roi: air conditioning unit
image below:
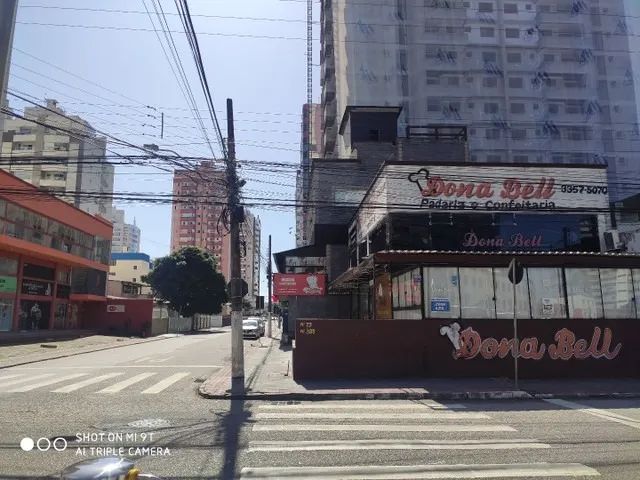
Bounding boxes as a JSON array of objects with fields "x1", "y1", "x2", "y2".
[{"x1": 603, "y1": 230, "x2": 623, "y2": 251}]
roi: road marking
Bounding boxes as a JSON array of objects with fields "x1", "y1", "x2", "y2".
[
  {"x1": 134, "y1": 356, "x2": 152, "y2": 363},
  {"x1": 98, "y1": 373, "x2": 157, "y2": 393},
  {"x1": 8, "y1": 373, "x2": 88, "y2": 392},
  {"x1": 149, "y1": 356, "x2": 173, "y2": 363},
  {"x1": 544, "y1": 398, "x2": 640, "y2": 430},
  {"x1": 0, "y1": 374, "x2": 24, "y2": 382},
  {"x1": 252, "y1": 424, "x2": 516, "y2": 433},
  {"x1": 240, "y1": 462, "x2": 600, "y2": 479},
  {"x1": 51, "y1": 373, "x2": 124, "y2": 393},
  {"x1": 10, "y1": 365, "x2": 221, "y2": 369},
  {"x1": 248, "y1": 438, "x2": 550, "y2": 452},
  {"x1": 0, "y1": 373, "x2": 54, "y2": 388},
  {"x1": 141, "y1": 372, "x2": 190, "y2": 394},
  {"x1": 258, "y1": 402, "x2": 467, "y2": 410},
  {"x1": 255, "y1": 412, "x2": 489, "y2": 420}
]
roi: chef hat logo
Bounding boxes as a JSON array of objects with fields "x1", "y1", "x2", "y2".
[{"x1": 408, "y1": 168, "x2": 430, "y2": 192}]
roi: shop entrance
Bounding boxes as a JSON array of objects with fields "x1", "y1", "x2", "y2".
[{"x1": 19, "y1": 300, "x2": 51, "y2": 330}]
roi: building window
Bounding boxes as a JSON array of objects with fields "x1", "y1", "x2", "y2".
[
  {"x1": 426, "y1": 71, "x2": 440, "y2": 85},
  {"x1": 133, "y1": 265, "x2": 138, "y2": 270},
  {"x1": 505, "y1": 28, "x2": 520, "y2": 39},
  {"x1": 459, "y1": 268, "x2": 495, "y2": 318},
  {"x1": 527, "y1": 268, "x2": 566, "y2": 318},
  {"x1": 423, "y1": 267, "x2": 460, "y2": 319},
  {"x1": 507, "y1": 52, "x2": 521, "y2": 63},
  {"x1": 504, "y1": 3, "x2": 518, "y2": 13},
  {"x1": 510, "y1": 103, "x2": 525, "y2": 114},
  {"x1": 478, "y1": 2, "x2": 494, "y2": 13},
  {"x1": 483, "y1": 77, "x2": 498, "y2": 88},
  {"x1": 544, "y1": 54, "x2": 554, "y2": 63},
  {"x1": 132, "y1": 278, "x2": 137, "y2": 283},
  {"x1": 480, "y1": 27, "x2": 495, "y2": 38},
  {"x1": 508, "y1": 77, "x2": 523, "y2": 88},
  {"x1": 511, "y1": 129, "x2": 527, "y2": 140},
  {"x1": 600, "y1": 269, "x2": 636, "y2": 319},
  {"x1": 494, "y1": 268, "x2": 531, "y2": 318},
  {"x1": 485, "y1": 129, "x2": 500, "y2": 140},
  {"x1": 427, "y1": 99, "x2": 441, "y2": 112},
  {"x1": 482, "y1": 52, "x2": 497, "y2": 63},
  {"x1": 565, "y1": 268, "x2": 603, "y2": 319},
  {"x1": 484, "y1": 102, "x2": 499, "y2": 114}
]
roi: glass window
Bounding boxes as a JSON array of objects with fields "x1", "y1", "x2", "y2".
[
  {"x1": 505, "y1": 28, "x2": 520, "y2": 38},
  {"x1": 480, "y1": 27, "x2": 495, "y2": 37},
  {"x1": 392, "y1": 276, "x2": 399, "y2": 307},
  {"x1": 600, "y1": 269, "x2": 635, "y2": 319},
  {"x1": 565, "y1": 269, "x2": 603, "y2": 319},
  {"x1": 397, "y1": 273, "x2": 406, "y2": 308},
  {"x1": 528, "y1": 268, "x2": 566, "y2": 318},
  {"x1": 0, "y1": 299, "x2": 14, "y2": 331},
  {"x1": 0, "y1": 257, "x2": 18, "y2": 275},
  {"x1": 459, "y1": 268, "x2": 495, "y2": 318},
  {"x1": 410, "y1": 268, "x2": 422, "y2": 307},
  {"x1": 478, "y1": 2, "x2": 493, "y2": 13},
  {"x1": 494, "y1": 268, "x2": 531, "y2": 319},
  {"x1": 6, "y1": 203, "x2": 24, "y2": 223},
  {"x1": 424, "y1": 267, "x2": 460, "y2": 318}
]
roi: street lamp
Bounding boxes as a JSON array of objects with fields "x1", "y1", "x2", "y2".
[{"x1": 143, "y1": 143, "x2": 181, "y2": 158}]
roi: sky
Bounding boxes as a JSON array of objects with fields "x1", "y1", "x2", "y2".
[{"x1": 8, "y1": 0, "x2": 319, "y2": 296}]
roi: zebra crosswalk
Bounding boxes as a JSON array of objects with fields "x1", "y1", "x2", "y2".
[
  {"x1": 241, "y1": 400, "x2": 601, "y2": 479},
  {"x1": 0, "y1": 370, "x2": 194, "y2": 395}
]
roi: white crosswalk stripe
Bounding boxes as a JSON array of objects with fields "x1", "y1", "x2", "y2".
[
  {"x1": 97, "y1": 373, "x2": 157, "y2": 393},
  {"x1": 51, "y1": 373, "x2": 124, "y2": 393},
  {"x1": 141, "y1": 372, "x2": 190, "y2": 394},
  {"x1": 0, "y1": 373, "x2": 54, "y2": 388},
  {"x1": 8, "y1": 373, "x2": 88, "y2": 392},
  {"x1": 243, "y1": 400, "x2": 601, "y2": 479},
  {"x1": 240, "y1": 463, "x2": 600, "y2": 479},
  {"x1": 255, "y1": 411, "x2": 489, "y2": 420},
  {"x1": 0, "y1": 371, "x2": 193, "y2": 394}
]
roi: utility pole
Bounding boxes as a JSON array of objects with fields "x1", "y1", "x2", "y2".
[
  {"x1": 267, "y1": 234, "x2": 272, "y2": 337},
  {"x1": 226, "y1": 98, "x2": 244, "y2": 389}
]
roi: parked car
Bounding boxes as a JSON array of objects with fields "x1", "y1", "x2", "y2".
[{"x1": 242, "y1": 318, "x2": 263, "y2": 339}]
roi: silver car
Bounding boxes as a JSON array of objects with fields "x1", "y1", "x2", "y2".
[{"x1": 242, "y1": 319, "x2": 262, "y2": 339}]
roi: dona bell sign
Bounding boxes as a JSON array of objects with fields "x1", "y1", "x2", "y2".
[{"x1": 355, "y1": 163, "x2": 609, "y2": 242}]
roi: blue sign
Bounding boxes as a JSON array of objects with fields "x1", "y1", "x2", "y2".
[{"x1": 431, "y1": 299, "x2": 450, "y2": 312}]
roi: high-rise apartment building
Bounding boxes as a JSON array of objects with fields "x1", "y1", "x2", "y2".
[
  {"x1": 171, "y1": 162, "x2": 261, "y2": 299},
  {"x1": 108, "y1": 208, "x2": 140, "y2": 253},
  {"x1": 320, "y1": 0, "x2": 640, "y2": 205},
  {"x1": 0, "y1": 0, "x2": 18, "y2": 134},
  {"x1": 241, "y1": 211, "x2": 261, "y2": 304},
  {"x1": 296, "y1": 103, "x2": 323, "y2": 247},
  {"x1": 0, "y1": 99, "x2": 114, "y2": 216},
  {"x1": 171, "y1": 161, "x2": 226, "y2": 258}
]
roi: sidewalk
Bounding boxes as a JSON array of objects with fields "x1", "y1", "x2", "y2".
[
  {"x1": 198, "y1": 331, "x2": 640, "y2": 401},
  {"x1": 0, "y1": 333, "x2": 168, "y2": 369}
]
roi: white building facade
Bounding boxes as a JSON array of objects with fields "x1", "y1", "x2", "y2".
[
  {"x1": 321, "y1": 0, "x2": 640, "y2": 206},
  {"x1": 108, "y1": 208, "x2": 141, "y2": 254},
  {"x1": 0, "y1": 99, "x2": 114, "y2": 217}
]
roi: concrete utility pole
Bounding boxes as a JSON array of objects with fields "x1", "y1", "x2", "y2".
[
  {"x1": 0, "y1": 0, "x2": 19, "y2": 133},
  {"x1": 267, "y1": 234, "x2": 272, "y2": 337},
  {"x1": 226, "y1": 98, "x2": 244, "y2": 389}
]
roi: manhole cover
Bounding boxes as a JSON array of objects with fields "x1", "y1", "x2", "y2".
[{"x1": 127, "y1": 418, "x2": 171, "y2": 429}]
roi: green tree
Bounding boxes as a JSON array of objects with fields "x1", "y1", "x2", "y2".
[{"x1": 143, "y1": 247, "x2": 228, "y2": 317}]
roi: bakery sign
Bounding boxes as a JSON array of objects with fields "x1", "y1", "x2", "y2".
[
  {"x1": 406, "y1": 166, "x2": 608, "y2": 212},
  {"x1": 440, "y1": 322, "x2": 622, "y2": 361}
]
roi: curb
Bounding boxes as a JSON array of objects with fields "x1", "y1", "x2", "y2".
[
  {"x1": 0, "y1": 336, "x2": 169, "y2": 369},
  {"x1": 197, "y1": 390, "x2": 534, "y2": 401},
  {"x1": 198, "y1": 388, "x2": 640, "y2": 402}
]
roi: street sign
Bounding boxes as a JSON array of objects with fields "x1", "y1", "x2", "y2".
[{"x1": 507, "y1": 259, "x2": 524, "y2": 285}]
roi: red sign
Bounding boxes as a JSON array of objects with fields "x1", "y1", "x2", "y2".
[
  {"x1": 440, "y1": 323, "x2": 621, "y2": 361},
  {"x1": 273, "y1": 273, "x2": 326, "y2": 296}
]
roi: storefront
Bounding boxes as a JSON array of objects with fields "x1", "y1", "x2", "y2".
[
  {"x1": 291, "y1": 162, "x2": 640, "y2": 380},
  {"x1": 0, "y1": 171, "x2": 112, "y2": 331}
]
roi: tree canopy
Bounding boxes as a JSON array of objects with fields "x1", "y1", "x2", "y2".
[{"x1": 143, "y1": 247, "x2": 228, "y2": 317}]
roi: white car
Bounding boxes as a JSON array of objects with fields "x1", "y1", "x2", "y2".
[{"x1": 242, "y1": 318, "x2": 263, "y2": 339}]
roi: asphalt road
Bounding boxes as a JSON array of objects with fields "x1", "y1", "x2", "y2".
[{"x1": 0, "y1": 333, "x2": 638, "y2": 479}]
